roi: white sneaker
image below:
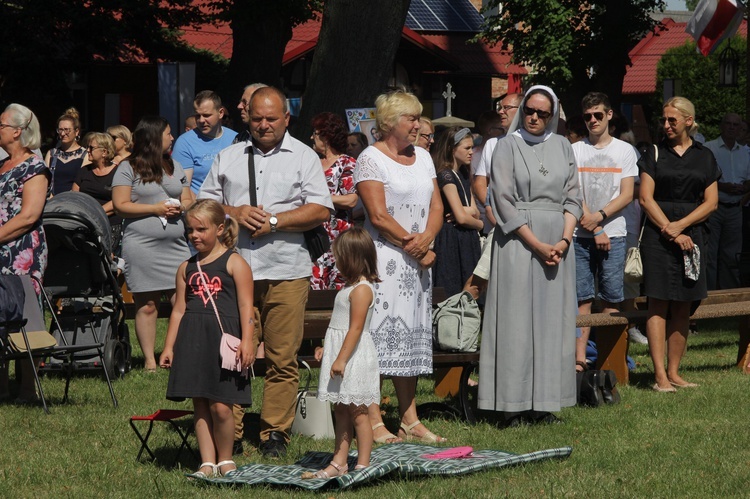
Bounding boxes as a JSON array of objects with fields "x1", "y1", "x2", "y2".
[{"x1": 628, "y1": 326, "x2": 648, "y2": 345}]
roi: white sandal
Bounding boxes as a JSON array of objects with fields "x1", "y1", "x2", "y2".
[
  {"x1": 301, "y1": 460, "x2": 347, "y2": 480},
  {"x1": 216, "y1": 460, "x2": 237, "y2": 476},
  {"x1": 192, "y1": 462, "x2": 216, "y2": 478}
]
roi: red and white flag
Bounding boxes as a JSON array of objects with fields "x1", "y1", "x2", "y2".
[{"x1": 686, "y1": 0, "x2": 745, "y2": 56}]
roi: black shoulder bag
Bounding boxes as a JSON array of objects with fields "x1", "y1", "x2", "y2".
[{"x1": 247, "y1": 144, "x2": 329, "y2": 261}]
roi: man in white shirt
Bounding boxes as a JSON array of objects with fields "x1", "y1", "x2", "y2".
[
  {"x1": 704, "y1": 113, "x2": 750, "y2": 289},
  {"x1": 465, "y1": 93, "x2": 522, "y2": 297},
  {"x1": 199, "y1": 86, "x2": 333, "y2": 458},
  {"x1": 572, "y1": 92, "x2": 637, "y2": 371}
]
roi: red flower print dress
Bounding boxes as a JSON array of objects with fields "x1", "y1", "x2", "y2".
[
  {"x1": 0, "y1": 156, "x2": 50, "y2": 294},
  {"x1": 310, "y1": 155, "x2": 356, "y2": 290}
]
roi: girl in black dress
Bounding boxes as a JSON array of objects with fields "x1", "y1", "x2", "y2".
[
  {"x1": 639, "y1": 96, "x2": 719, "y2": 392},
  {"x1": 431, "y1": 126, "x2": 483, "y2": 297},
  {"x1": 159, "y1": 199, "x2": 255, "y2": 477}
]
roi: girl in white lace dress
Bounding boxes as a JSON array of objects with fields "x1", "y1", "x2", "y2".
[{"x1": 303, "y1": 228, "x2": 380, "y2": 479}]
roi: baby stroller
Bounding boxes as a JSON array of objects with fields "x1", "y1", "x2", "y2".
[{"x1": 39, "y1": 191, "x2": 131, "y2": 379}]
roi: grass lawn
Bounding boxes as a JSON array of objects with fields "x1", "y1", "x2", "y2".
[{"x1": 0, "y1": 318, "x2": 747, "y2": 498}]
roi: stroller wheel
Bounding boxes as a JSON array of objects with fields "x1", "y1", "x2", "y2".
[{"x1": 104, "y1": 340, "x2": 127, "y2": 380}]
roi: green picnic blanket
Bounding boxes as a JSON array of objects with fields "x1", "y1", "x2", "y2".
[{"x1": 195, "y1": 443, "x2": 572, "y2": 490}]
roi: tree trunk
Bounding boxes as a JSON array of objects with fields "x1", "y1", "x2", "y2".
[
  {"x1": 292, "y1": 0, "x2": 411, "y2": 140},
  {"x1": 223, "y1": 1, "x2": 294, "y2": 117}
]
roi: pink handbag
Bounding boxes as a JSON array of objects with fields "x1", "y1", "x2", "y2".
[{"x1": 197, "y1": 260, "x2": 251, "y2": 379}]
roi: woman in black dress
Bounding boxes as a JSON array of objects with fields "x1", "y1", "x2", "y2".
[
  {"x1": 73, "y1": 132, "x2": 122, "y2": 254},
  {"x1": 45, "y1": 108, "x2": 86, "y2": 195},
  {"x1": 431, "y1": 126, "x2": 483, "y2": 297},
  {"x1": 639, "y1": 96, "x2": 719, "y2": 392}
]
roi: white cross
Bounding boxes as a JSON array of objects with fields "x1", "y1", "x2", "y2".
[{"x1": 442, "y1": 83, "x2": 456, "y2": 117}]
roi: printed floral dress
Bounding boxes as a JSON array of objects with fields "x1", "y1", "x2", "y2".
[
  {"x1": 310, "y1": 155, "x2": 356, "y2": 290},
  {"x1": 0, "y1": 156, "x2": 51, "y2": 293}
]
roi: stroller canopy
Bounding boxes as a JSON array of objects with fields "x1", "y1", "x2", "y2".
[{"x1": 43, "y1": 191, "x2": 112, "y2": 254}]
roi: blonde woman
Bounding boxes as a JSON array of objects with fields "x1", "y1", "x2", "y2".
[
  {"x1": 354, "y1": 90, "x2": 445, "y2": 444},
  {"x1": 73, "y1": 132, "x2": 122, "y2": 253},
  {"x1": 414, "y1": 117, "x2": 435, "y2": 151},
  {"x1": 638, "y1": 96, "x2": 719, "y2": 392},
  {"x1": 107, "y1": 125, "x2": 132, "y2": 167}
]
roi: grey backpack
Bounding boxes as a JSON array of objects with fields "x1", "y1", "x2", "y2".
[{"x1": 432, "y1": 291, "x2": 481, "y2": 352}]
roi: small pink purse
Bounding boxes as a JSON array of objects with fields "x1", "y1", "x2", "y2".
[{"x1": 197, "y1": 260, "x2": 251, "y2": 379}]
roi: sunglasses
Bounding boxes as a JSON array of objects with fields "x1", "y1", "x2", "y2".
[
  {"x1": 523, "y1": 106, "x2": 552, "y2": 120},
  {"x1": 584, "y1": 112, "x2": 605, "y2": 122},
  {"x1": 419, "y1": 133, "x2": 434, "y2": 141},
  {"x1": 87, "y1": 146, "x2": 104, "y2": 152},
  {"x1": 659, "y1": 117, "x2": 681, "y2": 126}
]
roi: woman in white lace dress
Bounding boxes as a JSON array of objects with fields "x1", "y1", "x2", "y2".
[{"x1": 354, "y1": 90, "x2": 445, "y2": 444}]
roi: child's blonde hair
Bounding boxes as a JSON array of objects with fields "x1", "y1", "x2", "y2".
[
  {"x1": 332, "y1": 227, "x2": 380, "y2": 286},
  {"x1": 186, "y1": 199, "x2": 239, "y2": 249}
]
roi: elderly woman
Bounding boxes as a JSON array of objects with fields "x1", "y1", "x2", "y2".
[
  {"x1": 107, "y1": 125, "x2": 132, "y2": 167},
  {"x1": 479, "y1": 86, "x2": 582, "y2": 426},
  {"x1": 310, "y1": 112, "x2": 358, "y2": 290},
  {"x1": 73, "y1": 132, "x2": 122, "y2": 254},
  {"x1": 639, "y1": 97, "x2": 719, "y2": 392},
  {"x1": 112, "y1": 116, "x2": 191, "y2": 372},
  {"x1": 45, "y1": 108, "x2": 86, "y2": 195},
  {"x1": 0, "y1": 104, "x2": 50, "y2": 402},
  {"x1": 354, "y1": 89, "x2": 445, "y2": 444},
  {"x1": 414, "y1": 117, "x2": 435, "y2": 151}
]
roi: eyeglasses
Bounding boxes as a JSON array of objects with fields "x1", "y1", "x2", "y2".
[
  {"x1": 57, "y1": 128, "x2": 74, "y2": 135},
  {"x1": 0, "y1": 123, "x2": 18, "y2": 131},
  {"x1": 419, "y1": 133, "x2": 434, "y2": 141},
  {"x1": 583, "y1": 112, "x2": 605, "y2": 122},
  {"x1": 659, "y1": 117, "x2": 681, "y2": 126},
  {"x1": 87, "y1": 146, "x2": 104, "y2": 153},
  {"x1": 523, "y1": 106, "x2": 552, "y2": 120},
  {"x1": 498, "y1": 105, "x2": 519, "y2": 113}
]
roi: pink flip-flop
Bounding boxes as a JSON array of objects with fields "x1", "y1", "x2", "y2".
[{"x1": 421, "y1": 446, "x2": 475, "y2": 460}]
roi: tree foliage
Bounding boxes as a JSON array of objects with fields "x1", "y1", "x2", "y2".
[
  {"x1": 685, "y1": 0, "x2": 699, "y2": 11},
  {"x1": 477, "y1": 1, "x2": 666, "y2": 113},
  {"x1": 655, "y1": 36, "x2": 746, "y2": 141}
]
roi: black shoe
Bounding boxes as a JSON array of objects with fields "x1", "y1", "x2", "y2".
[
  {"x1": 260, "y1": 431, "x2": 287, "y2": 458},
  {"x1": 532, "y1": 412, "x2": 562, "y2": 425},
  {"x1": 232, "y1": 439, "x2": 244, "y2": 456},
  {"x1": 501, "y1": 411, "x2": 532, "y2": 428}
]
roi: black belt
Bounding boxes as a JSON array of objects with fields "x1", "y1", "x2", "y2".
[{"x1": 718, "y1": 201, "x2": 741, "y2": 207}]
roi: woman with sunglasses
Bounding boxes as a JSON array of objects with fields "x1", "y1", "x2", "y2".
[
  {"x1": 479, "y1": 85, "x2": 582, "y2": 426},
  {"x1": 73, "y1": 132, "x2": 123, "y2": 255},
  {"x1": 107, "y1": 125, "x2": 133, "y2": 167},
  {"x1": 638, "y1": 96, "x2": 719, "y2": 392},
  {"x1": 44, "y1": 108, "x2": 86, "y2": 195}
]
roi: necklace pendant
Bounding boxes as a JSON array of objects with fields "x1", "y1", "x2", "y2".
[{"x1": 539, "y1": 165, "x2": 549, "y2": 176}]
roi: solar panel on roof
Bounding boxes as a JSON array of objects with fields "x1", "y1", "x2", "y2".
[{"x1": 405, "y1": 0, "x2": 484, "y2": 33}]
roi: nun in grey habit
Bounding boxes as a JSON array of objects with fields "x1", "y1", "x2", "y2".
[{"x1": 478, "y1": 85, "x2": 583, "y2": 425}]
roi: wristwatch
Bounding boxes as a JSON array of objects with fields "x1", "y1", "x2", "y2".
[
  {"x1": 269, "y1": 214, "x2": 278, "y2": 233},
  {"x1": 598, "y1": 209, "x2": 608, "y2": 221}
]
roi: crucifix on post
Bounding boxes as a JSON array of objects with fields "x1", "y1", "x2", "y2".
[{"x1": 442, "y1": 83, "x2": 456, "y2": 117}]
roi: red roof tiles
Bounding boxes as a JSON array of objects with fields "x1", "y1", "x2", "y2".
[{"x1": 623, "y1": 17, "x2": 747, "y2": 95}]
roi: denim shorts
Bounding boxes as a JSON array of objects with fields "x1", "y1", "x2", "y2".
[{"x1": 574, "y1": 236, "x2": 626, "y2": 304}]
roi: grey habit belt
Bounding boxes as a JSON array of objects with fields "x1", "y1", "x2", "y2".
[{"x1": 516, "y1": 201, "x2": 564, "y2": 212}]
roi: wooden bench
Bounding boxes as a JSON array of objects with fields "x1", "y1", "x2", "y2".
[{"x1": 579, "y1": 288, "x2": 750, "y2": 385}]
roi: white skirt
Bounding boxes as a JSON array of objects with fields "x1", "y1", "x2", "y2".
[{"x1": 317, "y1": 327, "x2": 380, "y2": 407}]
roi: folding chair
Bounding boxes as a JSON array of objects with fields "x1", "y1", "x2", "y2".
[
  {"x1": 0, "y1": 274, "x2": 118, "y2": 413},
  {"x1": 129, "y1": 409, "x2": 197, "y2": 465}
]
